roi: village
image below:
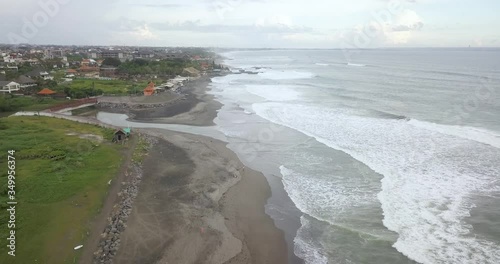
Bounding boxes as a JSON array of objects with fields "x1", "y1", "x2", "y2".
[{"x1": 0, "y1": 44, "x2": 227, "y2": 114}]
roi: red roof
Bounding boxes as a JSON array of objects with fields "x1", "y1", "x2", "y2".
[
  {"x1": 144, "y1": 82, "x2": 155, "y2": 95},
  {"x1": 37, "y1": 88, "x2": 56, "y2": 95}
]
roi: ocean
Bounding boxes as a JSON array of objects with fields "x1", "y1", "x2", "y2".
[{"x1": 209, "y1": 48, "x2": 500, "y2": 264}]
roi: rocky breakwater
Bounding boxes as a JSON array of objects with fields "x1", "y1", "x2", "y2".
[
  {"x1": 96, "y1": 101, "x2": 172, "y2": 109},
  {"x1": 92, "y1": 135, "x2": 157, "y2": 264}
]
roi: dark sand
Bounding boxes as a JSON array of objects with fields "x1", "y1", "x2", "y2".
[
  {"x1": 113, "y1": 130, "x2": 288, "y2": 264},
  {"x1": 87, "y1": 75, "x2": 289, "y2": 263},
  {"x1": 98, "y1": 76, "x2": 221, "y2": 126}
]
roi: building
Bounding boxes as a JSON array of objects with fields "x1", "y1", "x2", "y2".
[
  {"x1": 37, "y1": 88, "x2": 56, "y2": 96},
  {"x1": 89, "y1": 50, "x2": 101, "y2": 59},
  {"x1": 101, "y1": 50, "x2": 125, "y2": 60},
  {"x1": 15, "y1": 75, "x2": 37, "y2": 89},
  {"x1": 143, "y1": 82, "x2": 155, "y2": 96},
  {"x1": 25, "y1": 68, "x2": 54, "y2": 81},
  {"x1": 112, "y1": 128, "x2": 130, "y2": 143},
  {"x1": 165, "y1": 52, "x2": 188, "y2": 60},
  {"x1": 0, "y1": 81, "x2": 21, "y2": 93},
  {"x1": 44, "y1": 49, "x2": 64, "y2": 59},
  {"x1": 81, "y1": 59, "x2": 98, "y2": 67},
  {"x1": 66, "y1": 69, "x2": 78, "y2": 74},
  {"x1": 133, "y1": 51, "x2": 155, "y2": 59}
]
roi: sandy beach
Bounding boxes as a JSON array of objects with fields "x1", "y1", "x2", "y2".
[{"x1": 84, "y1": 75, "x2": 289, "y2": 263}]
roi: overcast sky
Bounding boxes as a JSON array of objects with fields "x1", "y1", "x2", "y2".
[{"x1": 1, "y1": 0, "x2": 499, "y2": 48}]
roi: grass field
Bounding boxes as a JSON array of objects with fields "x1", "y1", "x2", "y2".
[
  {"x1": 0, "y1": 116, "x2": 124, "y2": 263},
  {"x1": 68, "y1": 79, "x2": 164, "y2": 96},
  {"x1": 69, "y1": 79, "x2": 130, "y2": 94},
  {"x1": 0, "y1": 96, "x2": 74, "y2": 116}
]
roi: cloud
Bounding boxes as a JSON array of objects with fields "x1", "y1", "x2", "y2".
[
  {"x1": 338, "y1": 8, "x2": 424, "y2": 47},
  {"x1": 148, "y1": 19, "x2": 313, "y2": 34},
  {"x1": 132, "y1": 4, "x2": 186, "y2": 8},
  {"x1": 0, "y1": 0, "x2": 498, "y2": 48},
  {"x1": 392, "y1": 21, "x2": 424, "y2": 31}
]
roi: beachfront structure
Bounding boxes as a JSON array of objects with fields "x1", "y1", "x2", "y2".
[
  {"x1": 0, "y1": 81, "x2": 20, "y2": 93},
  {"x1": 112, "y1": 129, "x2": 127, "y2": 143},
  {"x1": 144, "y1": 82, "x2": 155, "y2": 96},
  {"x1": 112, "y1": 128, "x2": 131, "y2": 143}
]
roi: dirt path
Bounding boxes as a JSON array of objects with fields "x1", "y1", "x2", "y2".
[{"x1": 78, "y1": 136, "x2": 138, "y2": 264}]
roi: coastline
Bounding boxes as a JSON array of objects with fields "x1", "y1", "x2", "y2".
[
  {"x1": 97, "y1": 76, "x2": 221, "y2": 127},
  {"x1": 91, "y1": 74, "x2": 291, "y2": 263},
  {"x1": 112, "y1": 129, "x2": 287, "y2": 263}
]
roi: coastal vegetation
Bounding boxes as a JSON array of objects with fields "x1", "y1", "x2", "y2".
[
  {"x1": 0, "y1": 96, "x2": 71, "y2": 115},
  {"x1": 0, "y1": 116, "x2": 122, "y2": 263},
  {"x1": 117, "y1": 58, "x2": 200, "y2": 76},
  {"x1": 58, "y1": 79, "x2": 152, "y2": 98}
]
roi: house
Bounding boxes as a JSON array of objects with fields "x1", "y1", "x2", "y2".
[
  {"x1": 79, "y1": 59, "x2": 99, "y2": 76},
  {"x1": 81, "y1": 59, "x2": 98, "y2": 67},
  {"x1": 25, "y1": 68, "x2": 54, "y2": 81},
  {"x1": 40, "y1": 71, "x2": 54, "y2": 81},
  {"x1": 143, "y1": 82, "x2": 155, "y2": 96},
  {"x1": 15, "y1": 75, "x2": 37, "y2": 89},
  {"x1": 0, "y1": 81, "x2": 21, "y2": 93}
]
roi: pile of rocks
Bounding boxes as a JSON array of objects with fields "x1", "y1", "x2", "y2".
[
  {"x1": 93, "y1": 135, "x2": 157, "y2": 264},
  {"x1": 96, "y1": 102, "x2": 169, "y2": 109}
]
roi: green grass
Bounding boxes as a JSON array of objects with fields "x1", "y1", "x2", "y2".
[
  {"x1": 69, "y1": 79, "x2": 129, "y2": 95},
  {"x1": 68, "y1": 79, "x2": 167, "y2": 96},
  {"x1": 131, "y1": 136, "x2": 149, "y2": 165},
  {"x1": 0, "y1": 116, "x2": 123, "y2": 264},
  {"x1": 0, "y1": 96, "x2": 73, "y2": 114}
]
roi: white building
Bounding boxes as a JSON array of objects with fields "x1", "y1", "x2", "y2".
[{"x1": 0, "y1": 81, "x2": 21, "y2": 93}]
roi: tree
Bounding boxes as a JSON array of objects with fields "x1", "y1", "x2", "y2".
[{"x1": 102, "y1": 58, "x2": 121, "y2": 67}]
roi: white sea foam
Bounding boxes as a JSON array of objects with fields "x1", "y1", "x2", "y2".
[
  {"x1": 315, "y1": 63, "x2": 330, "y2": 66},
  {"x1": 280, "y1": 165, "x2": 378, "y2": 224},
  {"x1": 408, "y1": 119, "x2": 500, "y2": 149},
  {"x1": 246, "y1": 85, "x2": 300, "y2": 101},
  {"x1": 253, "y1": 102, "x2": 500, "y2": 264},
  {"x1": 294, "y1": 216, "x2": 329, "y2": 264},
  {"x1": 257, "y1": 70, "x2": 315, "y2": 80},
  {"x1": 347, "y1": 63, "x2": 366, "y2": 67}
]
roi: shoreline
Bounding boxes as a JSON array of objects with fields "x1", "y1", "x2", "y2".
[
  {"x1": 110, "y1": 128, "x2": 288, "y2": 263},
  {"x1": 91, "y1": 74, "x2": 292, "y2": 263},
  {"x1": 97, "y1": 76, "x2": 221, "y2": 127}
]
